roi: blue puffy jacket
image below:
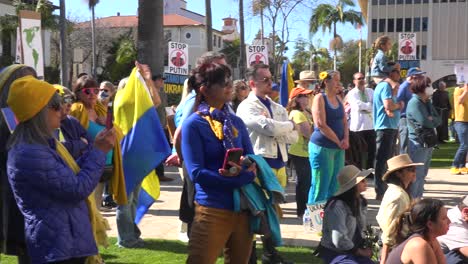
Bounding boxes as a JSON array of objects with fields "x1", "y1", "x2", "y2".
[{"x1": 7, "y1": 139, "x2": 105, "y2": 263}]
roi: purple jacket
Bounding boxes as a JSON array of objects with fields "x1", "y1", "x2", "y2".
[
  {"x1": 58, "y1": 115, "x2": 93, "y2": 160},
  {"x1": 7, "y1": 139, "x2": 105, "y2": 263}
]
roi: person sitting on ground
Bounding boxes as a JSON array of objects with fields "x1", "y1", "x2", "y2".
[
  {"x1": 386, "y1": 198, "x2": 450, "y2": 264},
  {"x1": 437, "y1": 195, "x2": 468, "y2": 264},
  {"x1": 376, "y1": 154, "x2": 423, "y2": 264},
  {"x1": 6, "y1": 76, "x2": 115, "y2": 264},
  {"x1": 316, "y1": 165, "x2": 374, "y2": 264}
]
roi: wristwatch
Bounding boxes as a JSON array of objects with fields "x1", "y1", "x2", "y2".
[{"x1": 229, "y1": 167, "x2": 239, "y2": 174}]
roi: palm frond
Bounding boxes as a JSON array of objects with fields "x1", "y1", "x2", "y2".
[{"x1": 87, "y1": 0, "x2": 100, "y2": 9}]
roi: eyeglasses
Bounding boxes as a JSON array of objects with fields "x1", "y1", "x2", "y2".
[
  {"x1": 355, "y1": 77, "x2": 365, "y2": 80},
  {"x1": 62, "y1": 97, "x2": 74, "y2": 104},
  {"x1": 80, "y1": 88, "x2": 99, "y2": 95},
  {"x1": 257, "y1": 76, "x2": 273, "y2": 83}
]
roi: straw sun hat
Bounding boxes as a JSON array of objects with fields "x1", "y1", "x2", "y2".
[
  {"x1": 335, "y1": 165, "x2": 373, "y2": 196},
  {"x1": 294, "y1": 70, "x2": 317, "y2": 83},
  {"x1": 382, "y1": 154, "x2": 423, "y2": 181}
]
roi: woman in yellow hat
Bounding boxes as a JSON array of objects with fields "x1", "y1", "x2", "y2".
[
  {"x1": 0, "y1": 64, "x2": 36, "y2": 263},
  {"x1": 6, "y1": 76, "x2": 115, "y2": 264}
]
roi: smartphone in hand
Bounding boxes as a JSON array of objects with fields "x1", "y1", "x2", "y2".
[
  {"x1": 106, "y1": 102, "x2": 113, "y2": 129},
  {"x1": 222, "y1": 148, "x2": 243, "y2": 170}
]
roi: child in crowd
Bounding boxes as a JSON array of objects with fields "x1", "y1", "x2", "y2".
[{"x1": 370, "y1": 35, "x2": 400, "y2": 84}]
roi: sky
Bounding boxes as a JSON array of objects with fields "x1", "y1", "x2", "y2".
[{"x1": 50, "y1": 0, "x2": 368, "y2": 59}]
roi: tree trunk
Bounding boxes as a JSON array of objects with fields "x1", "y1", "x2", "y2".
[
  {"x1": 205, "y1": 0, "x2": 213, "y2": 51},
  {"x1": 333, "y1": 22, "x2": 337, "y2": 70},
  {"x1": 91, "y1": 6, "x2": 96, "y2": 76},
  {"x1": 59, "y1": 0, "x2": 68, "y2": 86},
  {"x1": 239, "y1": 0, "x2": 245, "y2": 77},
  {"x1": 137, "y1": 0, "x2": 164, "y2": 75}
]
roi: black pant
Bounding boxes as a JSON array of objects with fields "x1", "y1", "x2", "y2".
[
  {"x1": 290, "y1": 154, "x2": 311, "y2": 217},
  {"x1": 356, "y1": 129, "x2": 376, "y2": 169},
  {"x1": 50, "y1": 257, "x2": 86, "y2": 264},
  {"x1": 155, "y1": 162, "x2": 165, "y2": 178}
]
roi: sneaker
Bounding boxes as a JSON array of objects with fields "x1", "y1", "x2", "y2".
[
  {"x1": 178, "y1": 232, "x2": 189, "y2": 243},
  {"x1": 450, "y1": 167, "x2": 462, "y2": 175},
  {"x1": 460, "y1": 167, "x2": 468, "y2": 174}
]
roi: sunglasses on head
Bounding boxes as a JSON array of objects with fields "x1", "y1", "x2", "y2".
[
  {"x1": 80, "y1": 88, "x2": 99, "y2": 95},
  {"x1": 62, "y1": 97, "x2": 74, "y2": 104}
]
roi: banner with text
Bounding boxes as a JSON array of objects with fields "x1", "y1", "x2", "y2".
[
  {"x1": 246, "y1": 45, "x2": 269, "y2": 66},
  {"x1": 167, "y1": 42, "x2": 189, "y2": 75},
  {"x1": 398, "y1": 33, "x2": 417, "y2": 61}
]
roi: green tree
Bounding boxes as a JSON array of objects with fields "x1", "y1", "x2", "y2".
[
  {"x1": 337, "y1": 39, "x2": 367, "y2": 86},
  {"x1": 101, "y1": 33, "x2": 136, "y2": 83},
  {"x1": 291, "y1": 37, "x2": 331, "y2": 78},
  {"x1": 220, "y1": 38, "x2": 241, "y2": 68},
  {"x1": 309, "y1": 0, "x2": 363, "y2": 70}
]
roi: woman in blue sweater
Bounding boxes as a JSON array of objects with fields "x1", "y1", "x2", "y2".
[{"x1": 182, "y1": 62, "x2": 256, "y2": 263}]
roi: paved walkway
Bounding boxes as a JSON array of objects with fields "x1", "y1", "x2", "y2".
[{"x1": 102, "y1": 167, "x2": 467, "y2": 247}]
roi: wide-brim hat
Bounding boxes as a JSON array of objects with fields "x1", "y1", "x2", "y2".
[
  {"x1": 289, "y1": 87, "x2": 313, "y2": 99},
  {"x1": 382, "y1": 154, "x2": 424, "y2": 181},
  {"x1": 335, "y1": 165, "x2": 373, "y2": 196},
  {"x1": 294, "y1": 70, "x2": 317, "y2": 83}
]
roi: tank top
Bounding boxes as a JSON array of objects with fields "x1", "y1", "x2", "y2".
[
  {"x1": 386, "y1": 233, "x2": 423, "y2": 264},
  {"x1": 310, "y1": 93, "x2": 344, "y2": 149}
]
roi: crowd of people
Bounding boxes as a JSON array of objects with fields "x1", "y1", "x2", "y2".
[{"x1": 0, "y1": 36, "x2": 467, "y2": 264}]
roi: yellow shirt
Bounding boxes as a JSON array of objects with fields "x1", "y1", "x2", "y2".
[
  {"x1": 454, "y1": 87, "x2": 468, "y2": 122},
  {"x1": 288, "y1": 110, "x2": 312, "y2": 157}
]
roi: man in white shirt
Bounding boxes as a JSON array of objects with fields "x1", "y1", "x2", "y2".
[
  {"x1": 438, "y1": 195, "x2": 468, "y2": 264},
  {"x1": 346, "y1": 72, "x2": 375, "y2": 169}
]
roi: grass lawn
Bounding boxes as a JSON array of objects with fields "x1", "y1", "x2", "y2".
[
  {"x1": 431, "y1": 141, "x2": 458, "y2": 168},
  {"x1": 1, "y1": 238, "x2": 322, "y2": 264}
]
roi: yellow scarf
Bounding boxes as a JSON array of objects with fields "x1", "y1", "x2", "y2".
[
  {"x1": 55, "y1": 141, "x2": 109, "y2": 264},
  {"x1": 70, "y1": 102, "x2": 127, "y2": 205}
]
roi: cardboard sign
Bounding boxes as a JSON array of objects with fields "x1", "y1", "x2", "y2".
[
  {"x1": 164, "y1": 73, "x2": 188, "y2": 94},
  {"x1": 167, "y1": 42, "x2": 189, "y2": 75},
  {"x1": 19, "y1": 10, "x2": 44, "y2": 78},
  {"x1": 398, "y1": 60, "x2": 421, "y2": 78},
  {"x1": 398, "y1": 33, "x2": 417, "y2": 61},
  {"x1": 246, "y1": 45, "x2": 269, "y2": 66},
  {"x1": 454, "y1": 64, "x2": 468, "y2": 84}
]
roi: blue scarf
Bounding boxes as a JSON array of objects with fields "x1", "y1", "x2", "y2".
[{"x1": 197, "y1": 101, "x2": 238, "y2": 149}]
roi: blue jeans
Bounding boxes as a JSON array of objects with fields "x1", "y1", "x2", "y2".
[
  {"x1": 408, "y1": 140, "x2": 433, "y2": 198},
  {"x1": 116, "y1": 182, "x2": 142, "y2": 247},
  {"x1": 399, "y1": 118, "x2": 408, "y2": 154},
  {"x1": 452, "y1": 122, "x2": 468, "y2": 168},
  {"x1": 375, "y1": 129, "x2": 398, "y2": 196}
]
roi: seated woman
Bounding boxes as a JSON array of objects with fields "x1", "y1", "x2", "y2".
[
  {"x1": 6, "y1": 76, "x2": 115, "y2": 264},
  {"x1": 182, "y1": 62, "x2": 257, "y2": 263},
  {"x1": 317, "y1": 165, "x2": 374, "y2": 264},
  {"x1": 386, "y1": 198, "x2": 450, "y2": 264},
  {"x1": 376, "y1": 154, "x2": 423, "y2": 264}
]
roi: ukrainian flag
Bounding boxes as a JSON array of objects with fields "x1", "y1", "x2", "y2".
[
  {"x1": 279, "y1": 61, "x2": 294, "y2": 107},
  {"x1": 113, "y1": 67, "x2": 171, "y2": 224}
]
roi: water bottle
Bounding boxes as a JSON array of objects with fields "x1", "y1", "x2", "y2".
[{"x1": 303, "y1": 209, "x2": 312, "y2": 232}]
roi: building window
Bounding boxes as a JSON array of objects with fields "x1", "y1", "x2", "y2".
[
  {"x1": 440, "y1": 0, "x2": 448, "y2": 2},
  {"x1": 372, "y1": 19, "x2": 378, "y2": 32},
  {"x1": 421, "y1": 45, "x2": 427, "y2": 60},
  {"x1": 416, "y1": 45, "x2": 420, "y2": 59},
  {"x1": 388, "y1": 0, "x2": 395, "y2": 4},
  {"x1": 396, "y1": 18, "x2": 403, "y2": 31},
  {"x1": 380, "y1": 0, "x2": 386, "y2": 4},
  {"x1": 185, "y1": 32, "x2": 192, "y2": 39},
  {"x1": 405, "y1": 0, "x2": 412, "y2": 3},
  {"x1": 405, "y1": 18, "x2": 412, "y2": 32},
  {"x1": 388, "y1": 18, "x2": 395, "y2": 32},
  {"x1": 450, "y1": 0, "x2": 456, "y2": 2},
  {"x1": 414, "y1": 0, "x2": 421, "y2": 3},
  {"x1": 372, "y1": 0, "x2": 378, "y2": 4},
  {"x1": 397, "y1": 0, "x2": 404, "y2": 3},
  {"x1": 433, "y1": 0, "x2": 438, "y2": 2},
  {"x1": 414, "y1": 17, "x2": 421, "y2": 31},
  {"x1": 213, "y1": 35, "x2": 216, "y2": 47},
  {"x1": 423, "y1": 0, "x2": 429, "y2": 3},
  {"x1": 422, "y1": 17, "x2": 428, "y2": 31},
  {"x1": 218, "y1": 36, "x2": 221, "y2": 47},
  {"x1": 379, "y1": 19, "x2": 386, "y2": 32}
]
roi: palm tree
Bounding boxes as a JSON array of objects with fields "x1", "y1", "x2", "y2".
[
  {"x1": 137, "y1": 0, "x2": 164, "y2": 75},
  {"x1": 238, "y1": 0, "x2": 245, "y2": 77},
  {"x1": 87, "y1": 0, "x2": 99, "y2": 76},
  {"x1": 309, "y1": 0, "x2": 363, "y2": 70}
]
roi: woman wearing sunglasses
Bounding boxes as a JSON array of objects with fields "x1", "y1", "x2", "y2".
[
  {"x1": 70, "y1": 75, "x2": 126, "y2": 211},
  {"x1": 376, "y1": 154, "x2": 423, "y2": 264}
]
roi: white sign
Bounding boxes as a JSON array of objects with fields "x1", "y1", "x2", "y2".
[
  {"x1": 398, "y1": 33, "x2": 417, "y2": 61},
  {"x1": 167, "y1": 41, "x2": 189, "y2": 75},
  {"x1": 454, "y1": 64, "x2": 468, "y2": 84},
  {"x1": 246, "y1": 45, "x2": 269, "y2": 66},
  {"x1": 19, "y1": 11, "x2": 44, "y2": 78},
  {"x1": 15, "y1": 27, "x2": 22, "y2": 64}
]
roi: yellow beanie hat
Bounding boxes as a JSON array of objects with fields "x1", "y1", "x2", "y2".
[{"x1": 7, "y1": 76, "x2": 57, "y2": 122}]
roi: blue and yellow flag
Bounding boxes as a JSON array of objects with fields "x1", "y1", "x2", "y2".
[
  {"x1": 113, "y1": 67, "x2": 171, "y2": 224},
  {"x1": 279, "y1": 61, "x2": 294, "y2": 107}
]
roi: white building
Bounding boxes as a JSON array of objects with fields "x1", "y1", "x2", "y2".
[{"x1": 364, "y1": 0, "x2": 468, "y2": 84}]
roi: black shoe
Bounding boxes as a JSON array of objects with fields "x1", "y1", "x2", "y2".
[
  {"x1": 158, "y1": 175, "x2": 174, "y2": 182},
  {"x1": 261, "y1": 253, "x2": 293, "y2": 264},
  {"x1": 102, "y1": 200, "x2": 118, "y2": 209}
]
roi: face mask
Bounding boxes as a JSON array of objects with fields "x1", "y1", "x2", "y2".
[
  {"x1": 425, "y1": 87, "x2": 434, "y2": 97},
  {"x1": 99, "y1": 91, "x2": 109, "y2": 99}
]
